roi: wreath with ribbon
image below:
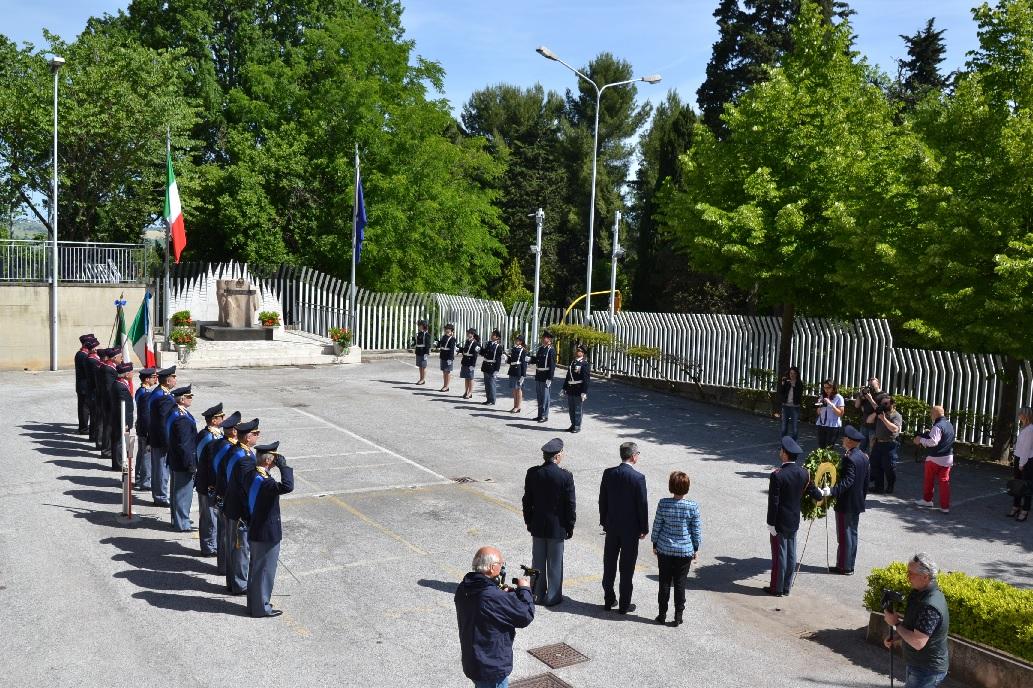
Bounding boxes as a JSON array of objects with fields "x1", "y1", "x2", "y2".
[{"x1": 801, "y1": 446, "x2": 842, "y2": 520}]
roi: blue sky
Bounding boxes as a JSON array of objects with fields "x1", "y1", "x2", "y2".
[{"x1": 1, "y1": 0, "x2": 981, "y2": 115}]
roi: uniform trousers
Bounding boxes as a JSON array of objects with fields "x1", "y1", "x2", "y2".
[
  {"x1": 135, "y1": 437, "x2": 151, "y2": 489},
  {"x1": 656, "y1": 552, "x2": 693, "y2": 614},
  {"x1": 77, "y1": 393, "x2": 90, "y2": 433},
  {"x1": 110, "y1": 428, "x2": 126, "y2": 471},
  {"x1": 483, "y1": 371, "x2": 497, "y2": 404},
  {"x1": 602, "y1": 532, "x2": 640, "y2": 608},
  {"x1": 247, "y1": 539, "x2": 280, "y2": 617},
  {"x1": 197, "y1": 492, "x2": 219, "y2": 555},
  {"x1": 835, "y1": 510, "x2": 860, "y2": 571},
  {"x1": 922, "y1": 461, "x2": 952, "y2": 509},
  {"x1": 769, "y1": 531, "x2": 798, "y2": 594},
  {"x1": 150, "y1": 447, "x2": 170, "y2": 503},
  {"x1": 535, "y1": 380, "x2": 551, "y2": 420},
  {"x1": 216, "y1": 511, "x2": 230, "y2": 575},
  {"x1": 170, "y1": 470, "x2": 195, "y2": 531},
  {"x1": 530, "y1": 536, "x2": 564, "y2": 605},
  {"x1": 870, "y1": 440, "x2": 898, "y2": 492},
  {"x1": 227, "y1": 519, "x2": 251, "y2": 594},
  {"x1": 566, "y1": 393, "x2": 583, "y2": 429}
]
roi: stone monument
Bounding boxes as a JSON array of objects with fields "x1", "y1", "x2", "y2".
[{"x1": 216, "y1": 278, "x2": 259, "y2": 328}]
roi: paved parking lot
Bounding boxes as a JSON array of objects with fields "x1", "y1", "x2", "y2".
[{"x1": 3, "y1": 359, "x2": 1029, "y2": 687}]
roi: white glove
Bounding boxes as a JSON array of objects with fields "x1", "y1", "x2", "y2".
[
  {"x1": 821, "y1": 486, "x2": 832, "y2": 498},
  {"x1": 581, "y1": 394, "x2": 587, "y2": 401},
  {"x1": 768, "y1": 525, "x2": 777, "y2": 537},
  {"x1": 545, "y1": 380, "x2": 552, "y2": 388}
]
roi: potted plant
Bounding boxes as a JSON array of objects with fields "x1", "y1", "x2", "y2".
[
  {"x1": 329, "y1": 326, "x2": 352, "y2": 356},
  {"x1": 171, "y1": 310, "x2": 194, "y2": 327},
  {"x1": 170, "y1": 326, "x2": 197, "y2": 362},
  {"x1": 259, "y1": 310, "x2": 281, "y2": 327}
]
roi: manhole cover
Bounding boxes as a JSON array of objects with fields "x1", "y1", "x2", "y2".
[
  {"x1": 510, "y1": 673, "x2": 574, "y2": 688},
  {"x1": 452, "y1": 476, "x2": 477, "y2": 483},
  {"x1": 528, "y1": 643, "x2": 589, "y2": 669}
]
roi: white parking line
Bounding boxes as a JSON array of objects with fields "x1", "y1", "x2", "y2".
[
  {"x1": 283, "y1": 480, "x2": 452, "y2": 500},
  {"x1": 293, "y1": 461, "x2": 399, "y2": 473},
  {"x1": 291, "y1": 407, "x2": 450, "y2": 482},
  {"x1": 288, "y1": 450, "x2": 383, "y2": 460}
]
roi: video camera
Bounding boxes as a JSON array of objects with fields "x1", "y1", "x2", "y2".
[
  {"x1": 881, "y1": 588, "x2": 904, "y2": 612},
  {"x1": 493, "y1": 564, "x2": 540, "y2": 592}
]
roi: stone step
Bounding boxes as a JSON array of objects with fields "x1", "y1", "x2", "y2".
[{"x1": 170, "y1": 335, "x2": 361, "y2": 370}]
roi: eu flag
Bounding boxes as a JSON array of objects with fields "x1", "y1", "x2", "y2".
[{"x1": 355, "y1": 166, "x2": 367, "y2": 264}]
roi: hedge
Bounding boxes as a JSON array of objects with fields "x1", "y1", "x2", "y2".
[{"x1": 864, "y1": 562, "x2": 1033, "y2": 663}]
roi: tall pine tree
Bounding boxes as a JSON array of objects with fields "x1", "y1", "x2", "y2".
[{"x1": 893, "y1": 18, "x2": 949, "y2": 111}]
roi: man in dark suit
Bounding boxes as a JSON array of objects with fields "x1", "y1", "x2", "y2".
[
  {"x1": 522, "y1": 438, "x2": 575, "y2": 606},
  {"x1": 765, "y1": 436, "x2": 819, "y2": 596},
  {"x1": 599, "y1": 441, "x2": 649, "y2": 613},
  {"x1": 817, "y1": 425, "x2": 870, "y2": 575}
]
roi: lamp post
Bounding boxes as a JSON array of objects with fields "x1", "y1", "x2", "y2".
[
  {"x1": 609, "y1": 210, "x2": 624, "y2": 321},
  {"x1": 536, "y1": 45, "x2": 659, "y2": 321},
  {"x1": 529, "y1": 208, "x2": 544, "y2": 345},
  {"x1": 49, "y1": 55, "x2": 65, "y2": 372}
]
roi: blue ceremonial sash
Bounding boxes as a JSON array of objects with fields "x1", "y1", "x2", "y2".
[
  {"x1": 212, "y1": 442, "x2": 233, "y2": 475},
  {"x1": 247, "y1": 475, "x2": 265, "y2": 517},
  {"x1": 165, "y1": 409, "x2": 182, "y2": 442},
  {"x1": 196, "y1": 431, "x2": 215, "y2": 459},
  {"x1": 225, "y1": 448, "x2": 246, "y2": 481}
]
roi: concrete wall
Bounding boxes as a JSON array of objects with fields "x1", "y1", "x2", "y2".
[{"x1": 0, "y1": 283, "x2": 147, "y2": 371}]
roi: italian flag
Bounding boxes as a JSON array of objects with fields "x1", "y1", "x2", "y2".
[
  {"x1": 165, "y1": 149, "x2": 186, "y2": 262},
  {"x1": 128, "y1": 292, "x2": 157, "y2": 368}
]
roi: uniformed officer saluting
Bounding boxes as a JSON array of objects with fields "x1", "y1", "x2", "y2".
[
  {"x1": 245, "y1": 440, "x2": 294, "y2": 617},
  {"x1": 209, "y1": 411, "x2": 242, "y2": 575},
  {"x1": 765, "y1": 436, "x2": 821, "y2": 597},
  {"x1": 533, "y1": 331, "x2": 557, "y2": 423},
  {"x1": 166, "y1": 385, "x2": 198, "y2": 532},
  {"x1": 506, "y1": 335, "x2": 531, "y2": 414},
  {"x1": 437, "y1": 324, "x2": 458, "y2": 392},
  {"x1": 459, "y1": 328, "x2": 481, "y2": 400},
  {"x1": 563, "y1": 344, "x2": 591, "y2": 433},
  {"x1": 480, "y1": 329, "x2": 503, "y2": 406},
  {"x1": 412, "y1": 319, "x2": 432, "y2": 385},
  {"x1": 194, "y1": 403, "x2": 225, "y2": 556}
]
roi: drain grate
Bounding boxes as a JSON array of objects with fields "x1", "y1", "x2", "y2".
[
  {"x1": 528, "y1": 642, "x2": 589, "y2": 670},
  {"x1": 452, "y1": 476, "x2": 477, "y2": 483},
  {"x1": 510, "y1": 673, "x2": 574, "y2": 688}
]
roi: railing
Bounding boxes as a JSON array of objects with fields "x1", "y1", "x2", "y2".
[{"x1": 0, "y1": 239, "x2": 148, "y2": 283}]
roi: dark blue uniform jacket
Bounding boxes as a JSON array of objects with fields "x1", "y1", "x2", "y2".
[
  {"x1": 245, "y1": 464, "x2": 295, "y2": 542},
  {"x1": 480, "y1": 341, "x2": 503, "y2": 373},
  {"x1": 166, "y1": 408, "x2": 198, "y2": 472},
  {"x1": 831, "y1": 447, "x2": 870, "y2": 514},
  {"x1": 223, "y1": 446, "x2": 256, "y2": 521},
  {"x1": 767, "y1": 461, "x2": 815, "y2": 536},
  {"x1": 533, "y1": 345, "x2": 556, "y2": 381},
  {"x1": 454, "y1": 572, "x2": 534, "y2": 683},
  {"x1": 194, "y1": 428, "x2": 220, "y2": 494},
  {"x1": 522, "y1": 461, "x2": 576, "y2": 539}
]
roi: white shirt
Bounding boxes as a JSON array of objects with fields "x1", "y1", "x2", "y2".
[
  {"x1": 917, "y1": 424, "x2": 954, "y2": 467},
  {"x1": 1014, "y1": 424, "x2": 1033, "y2": 468},
  {"x1": 817, "y1": 394, "x2": 845, "y2": 427}
]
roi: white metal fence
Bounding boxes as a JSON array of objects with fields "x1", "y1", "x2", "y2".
[
  {"x1": 166, "y1": 262, "x2": 1030, "y2": 447},
  {"x1": 1, "y1": 239, "x2": 147, "y2": 283}
]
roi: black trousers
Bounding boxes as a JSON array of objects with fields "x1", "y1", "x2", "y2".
[
  {"x1": 816, "y1": 426, "x2": 841, "y2": 449},
  {"x1": 1014, "y1": 460, "x2": 1033, "y2": 511},
  {"x1": 657, "y1": 553, "x2": 693, "y2": 614},
  {"x1": 602, "y1": 532, "x2": 639, "y2": 608},
  {"x1": 76, "y1": 393, "x2": 90, "y2": 432}
]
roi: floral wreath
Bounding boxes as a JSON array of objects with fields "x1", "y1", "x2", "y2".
[{"x1": 801, "y1": 446, "x2": 842, "y2": 520}]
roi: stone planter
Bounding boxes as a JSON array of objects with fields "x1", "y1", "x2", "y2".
[
  {"x1": 865, "y1": 611, "x2": 1033, "y2": 688},
  {"x1": 176, "y1": 344, "x2": 192, "y2": 364},
  {"x1": 332, "y1": 342, "x2": 350, "y2": 356}
]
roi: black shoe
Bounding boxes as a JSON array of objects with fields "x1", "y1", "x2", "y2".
[
  {"x1": 870, "y1": 487, "x2": 884, "y2": 494},
  {"x1": 829, "y1": 566, "x2": 854, "y2": 575},
  {"x1": 603, "y1": 598, "x2": 616, "y2": 610},
  {"x1": 670, "y1": 610, "x2": 684, "y2": 627},
  {"x1": 616, "y1": 603, "x2": 636, "y2": 614},
  {"x1": 762, "y1": 586, "x2": 783, "y2": 597},
  {"x1": 573, "y1": 427, "x2": 581, "y2": 433},
  {"x1": 537, "y1": 417, "x2": 547, "y2": 423},
  {"x1": 154, "y1": 499, "x2": 171, "y2": 507},
  {"x1": 267, "y1": 609, "x2": 283, "y2": 617},
  {"x1": 482, "y1": 400, "x2": 492, "y2": 405},
  {"x1": 654, "y1": 613, "x2": 666, "y2": 624},
  {"x1": 543, "y1": 596, "x2": 564, "y2": 607}
]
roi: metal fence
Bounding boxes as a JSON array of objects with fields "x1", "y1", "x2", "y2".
[
  {"x1": 0, "y1": 239, "x2": 147, "y2": 283},
  {"x1": 165, "y1": 262, "x2": 1032, "y2": 447}
]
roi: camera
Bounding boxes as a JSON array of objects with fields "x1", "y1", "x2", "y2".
[
  {"x1": 859, "y1": 385, "x2": 872, "y2": 397},
  {"x1": 881, "y1": 588, "x2": 904, "y2": 612},
  {"x1": 494, "y1": 564, "x2": 540, "y2": 591},
  {"x1": 512, "y1": 564, "x2": 540, "y2": 588}
]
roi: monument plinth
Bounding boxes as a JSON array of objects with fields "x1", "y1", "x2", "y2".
[{"x1": 201, "y1": 278, "x2": 271, "y2": 340}]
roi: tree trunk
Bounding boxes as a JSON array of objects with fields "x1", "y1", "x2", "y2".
[
  {"x1": 772, "y1": 303, "x2": 796, "y2": 413},
  {"x1": 991, "y1": 355, "x2": 1022, "y2": 462}
]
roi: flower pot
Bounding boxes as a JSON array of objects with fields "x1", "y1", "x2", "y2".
[
  {"x1": 333, "y1": 343, "x2": 350, "y2": 356},
  {"x1": 176, "y1": 344, "x2": 191, "y2": 363}
]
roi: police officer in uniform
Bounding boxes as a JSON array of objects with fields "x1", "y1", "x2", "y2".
[
  {"x1": 506, "y1": 335, "x2": 531, "y2": 413},
  {"x1": 166, "y1": 385, "x2": 198, "y2": 531},
  {"x1": 223, "y1": 418, "x2": 260, "y2": 594},
  {"x1": 133, "y1": 368, "x2": 158, "y2": 490},
  {"x1": 146, "y1": 366, "x2": 177, "y2": 507},
  {"x1": 459, "y1": 328, "x2": 481, "y2": 399},
  {"x1": 816, "y1": 425, "x2": 870, "y2": 575},
  {"x1": 480, "y1": 329, "x2": 503, "y2": 406},
  {"x1": 765, "y1": 436, "x2": 820, "y2": 596},
  {"x1": 437, "y1": 324, "x2": 458, "y2": 392},
  {"x1": 563, "y1": 345, "x2": 591, "y2": 433},
  {"x1": 109, "y1": 361, "x2": 135, "y2": 471},
  {"x1": 84, "y1": 338, "x2": 102, "y2": 444},
  {"x1": 412, "y1": 319, "x2": 432, "y2": 385},
  {"x1": 93, "y1": 348, "x2": 116, "y2": 456},
  {"x1": 194, "y1": 403, "x2": 224, "y2": 556},
  {"x1": 533, "y1": 332, "x2": 557, "y2": 423},
  {"x1": 209, "y1": 411, "x2": 242, "y2": 575},
  {"x1": 522, "y1": 438, "x2": 576, "y2": 606},
  {"x1": 74, "y1": 334, "x2": 96, "y2": 434},
  {"x1": 245, "y1": 441, "x2": 294, "y2": 617}
]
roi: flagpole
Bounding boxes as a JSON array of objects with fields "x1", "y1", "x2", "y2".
[
  {"x1": 350, "y1": 143, "x2": 359, "y2": 337},
  {"x1": 163, "y1": 126, "x2": 172, "y2": 352}
]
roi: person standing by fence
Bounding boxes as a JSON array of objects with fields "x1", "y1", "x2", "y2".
[
  {"x1": 480, "y1": 329, "x2": 503, "y2": 406},
  {"x1": 563, "y1": 345, "x2": 590, "y2": 433},
  {"x1": 913, "y1": 406, "x2": 954, "y2": 514},
  {"x1": 507, "y1": 336, "x2": 530, "y2": 414},
  {"x1": 1008, "y1": 407, "x2": 1033, "y2": 522},
  {"x1": 413, "y1": 319, "x2": 432, "y2": 385},
  {"x1": 437, "y1": 324, "x2": 458, "y2": 392},
  {"x1": 533, "y1": 331, "x2": 557, "y2": 423},
  {"x1": 779, "y1": 367, "x2": 803, "y2": 441},
  {"x1": 815, "y1": 379, "x2": 845, "y2": 449},
  {"x1": 459, "y1": 328, "x2": 481, "y2": 400},
  {"x1": 870, "y1": 396, "x2": 903, "y2": 494}
]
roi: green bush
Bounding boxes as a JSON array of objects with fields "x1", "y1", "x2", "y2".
[{"x1": 865, "y1": 562, "x2": 1033, "y2": 662}]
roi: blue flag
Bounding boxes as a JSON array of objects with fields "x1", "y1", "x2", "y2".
[{"x1": 355, "y1": 170, "x2": 367, "y2": 264}]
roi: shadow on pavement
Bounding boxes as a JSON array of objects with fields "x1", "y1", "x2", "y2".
[
  {"x1": 417, "y1": 578, "x2": 458, "y2": 594},
  {"x1": 63, "y1": 488, "x2": 123, "y2": 506},
  {"x1": 46, "y1": 458, "x2": 106, "y2": 471},
  {"x1": 132, "y1": 590, "x2": 245, "y2": 615}
]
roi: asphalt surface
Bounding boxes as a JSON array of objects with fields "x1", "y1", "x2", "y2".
[{"x1": 3, "y1": 359, "x2": 1028, "y2": 687}]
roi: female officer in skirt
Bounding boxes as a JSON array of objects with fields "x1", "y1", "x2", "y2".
[
  {"x1": 437, "y1": 324, "x2": 458, "y2": 392},
  {"x1": 458, "y1": 328, "x2": 481, "y2": 399},
  {"x1": 507, "y1": 335, "x2": 531, "y2": 413},
  {"x1": 563, "y1": 344, "x2": 591, "y2": 433},
  {"x1": 412, "y1": 319, "x2": 432, "y2": 385}
]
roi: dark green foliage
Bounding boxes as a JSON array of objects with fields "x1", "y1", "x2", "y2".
[{"x1": 892, "y1": 18, "x2": 950, "y2": 111}]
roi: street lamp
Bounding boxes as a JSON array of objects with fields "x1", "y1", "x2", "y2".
[
  {"x1": 529, "y1": 208, "x2": 544, "y2": 344},
  {"x1": 609, "y1": 210, "x2": 624, "y2": 321},
  {"x1": 536, "y1": 45, "x2": 660, "y2": 320},
  {"x1": 49, "y1": 55, "x2": 65, "y2": 372}
]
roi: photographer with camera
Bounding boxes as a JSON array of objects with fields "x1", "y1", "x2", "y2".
[
  {"x1": 779, "y1": 367, "x2": 803, "y2": 441},
  {"x1": 882, "y1": 553, "x2": 950, "y2": 688},
  {"x1": 871, "y1": 396, "x2": 903, "y2": 494},
  {"x1": 815, "y1": 379, "x2": 846, "y2": 449},
  {"x1": 855, "y1": 377, "x2": 889, "y2": 454},
  {"x1": 455, "y1": 546, "x2": 535, "y2": 688}
]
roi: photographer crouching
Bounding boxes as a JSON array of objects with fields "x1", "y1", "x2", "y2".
[
  {"x1": 882, "y1": 553, "x2": 950, "y2": 688},
  {"x1": 455, "y1": 546, "x2": 535, "y2": 688}
]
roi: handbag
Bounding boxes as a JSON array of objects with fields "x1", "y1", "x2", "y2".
[{"x1": 1006, "y1": 478, "x2": 1032, "y2": 498}]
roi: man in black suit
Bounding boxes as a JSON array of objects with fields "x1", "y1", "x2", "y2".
[
  {"x1": 765, "y1": 436, "x2": 819, "y2": 596},
  {"x1": 599, "y1": 441, "x2": 649, "y2": 613},
  {"x1": 522, "y1": 438, "x2": 576, "y2": 607},
  {"x1": 817, "y1": 425, "x2": 870, "y2": 575}
]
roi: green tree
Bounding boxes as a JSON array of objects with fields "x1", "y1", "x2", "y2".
[
  {"x1": 892, "y1": 18, "x2": 950, "y2": 112},
  {"x1": 661, "y1": 1, "x2": 930, "y2": 382},
  {"x1": 896, "y1": 0, "x2": 1033, "y2": 457},
  {"x1": 0, "y1": 28, "x2": 196, "y2": 242}
]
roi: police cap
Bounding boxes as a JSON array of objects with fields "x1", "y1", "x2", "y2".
[
  {"x1": 236, "y1": 418, "x2": 260, "y2": 434},
  {"x1": 202, "y1": 402, "x2": 224, "y2": 419},
  {"x1": 221, "y1": 411, "x2": 242, "y2": 429},
  {"x1": 780, "y1": 436, "x2": 803, "y2": 456},
  {"x1": 255, "y1": 441, "x2": 280, "y2": 455},
  {"x1": 541, "y1": 437, "x2": 564, "y2": 456},
  {"x1": 171, "y1": 385, "x2": 192, "y2": 398},
  {"x1": 843, "y1": 425, "x2": 864, "y2": 441}
]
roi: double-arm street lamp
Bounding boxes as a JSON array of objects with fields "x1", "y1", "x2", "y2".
[{"x1": 535, "y1": 45, "x2": 660, "y2": 320}]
